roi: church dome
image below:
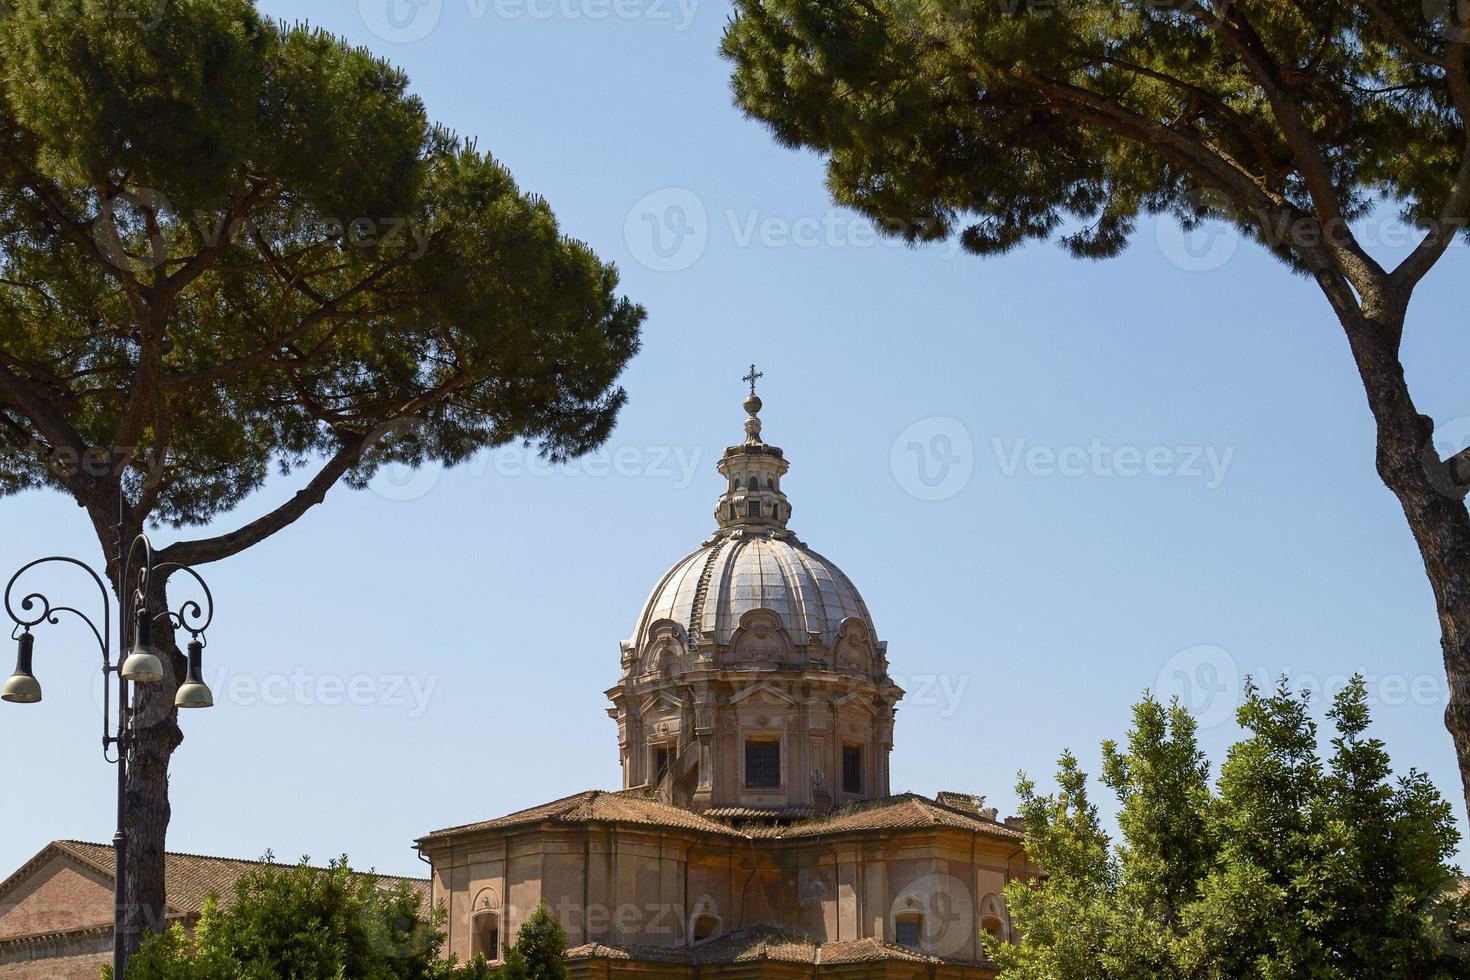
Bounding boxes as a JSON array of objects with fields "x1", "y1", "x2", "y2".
[
  {"x1": 609, "y1": 370, "x2": 900, "y2": 816},
  {"x1": 630, "y1": 535, "x2": 875, "y2": 652},
  {"x1": 624, "y1": 375, "x2": 881, "y2": 660}
]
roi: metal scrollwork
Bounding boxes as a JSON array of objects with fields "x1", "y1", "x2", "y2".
[
  {"x1": 4, "y1": 555, "x2": 111, "y2": 663},
  {"x1": 152, "y1": 563, "x2": 215, "y2": 638}
]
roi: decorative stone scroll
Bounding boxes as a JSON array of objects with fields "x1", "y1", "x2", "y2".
[{"x1": 728, "y1": 608, "x2": 793, "y2": 665}]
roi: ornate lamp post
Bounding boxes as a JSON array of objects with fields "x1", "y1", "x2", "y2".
[{"x1": 2, "y1": 520, "x2": 218, "y2": 979}]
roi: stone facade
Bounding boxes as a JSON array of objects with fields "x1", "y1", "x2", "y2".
[{"x1": 418, "y1": 791, "x2": 1029, "y2": 977}]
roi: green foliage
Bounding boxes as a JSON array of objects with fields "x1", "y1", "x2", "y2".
[
  {"x1": 721, "y1": 0, "x2": 1469, "y2": 268},
  {"x1": 0, "y1": 0, "x2": 643, "y2": 542},
  {"x1": 988, "y1": 678, "x2": 1470, "y2": 979},
  {"x1": 511, "y1": 903, "x2": 568, "y2": 980},
  {"x1": 118, "y1": 868, "x2": 573, "y2": 980},
  {"x1": 119, "y1": 856, "x2": 445, "y2": 979}
]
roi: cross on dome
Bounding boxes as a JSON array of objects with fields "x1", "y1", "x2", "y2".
[{"x1": 743, "y1": 363, "x2": 764, "y2": 396}]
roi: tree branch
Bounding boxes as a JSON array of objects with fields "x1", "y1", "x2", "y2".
[
  {"x1": 158, "y1": 436, "x2": 370, "y2": 567},
  {"x1": 162, "y1": 257, "x2": 407, "y2": 388},
  {"x1": 1189, "y1": 2, "x2": 1382, "y2": 287},
  {"x1": 160, "y1": 181, "x2": 276, "y2": 301},
  {"x1": 1391, "y1": 136, "x2": 1470, "y2": 290},
  {"x1": 0, "y1": 360, "x2": 98, "y2": 498},
  {"x1": 1353, "y1": 0, "x2": 1448, "y2": 68}
]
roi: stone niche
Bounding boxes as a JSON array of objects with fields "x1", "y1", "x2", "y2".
[
  {"x1": 639, "y1": 618, "x2": 690, "y2": 678},
  {"x1": 832, "y1": 617, "x2": 873, "y2": 677}
]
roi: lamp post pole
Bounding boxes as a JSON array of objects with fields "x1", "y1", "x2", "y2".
[{"x1": 3, "y1": 518, "x2": 218, "y2": 979}]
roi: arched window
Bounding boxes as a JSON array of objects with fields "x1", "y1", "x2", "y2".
[
  {"x1": 472, "y1": 910, "x2": 501, "y2": 962},
  {"x1": 690, "y1": 912, "x2": 721, "y2": 946},
  {"x1": 894, "y1": 911, "x2": 923, "y2": 948},
  {"x1": 747, "y1": 476, "x2": 759, "y2": 490},
  {"x1": 766, "y1": 478, "x2": 773, "y2": 489}
]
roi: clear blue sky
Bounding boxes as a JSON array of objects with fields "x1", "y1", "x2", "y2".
[{"x1": 3, "y1": 0, "x2": 1469, "y2": 879}]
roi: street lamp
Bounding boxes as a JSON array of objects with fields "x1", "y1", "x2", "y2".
[{"x1": 3, "y1": 523, "x2": 219, "y2": 979}]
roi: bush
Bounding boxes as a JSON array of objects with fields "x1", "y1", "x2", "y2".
[{"x1": 117, "y1": 863, "x2": 569, "y2": 980}]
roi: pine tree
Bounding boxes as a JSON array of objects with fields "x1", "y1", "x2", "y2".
[
  {"x1": 723, "y1": 0, "x2": 1470, "y2": 825},
  {"x1": 0, "y1": 1, "x2": 642, "y2": 954}
]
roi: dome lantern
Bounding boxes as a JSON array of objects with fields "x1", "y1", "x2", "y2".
[{"x1": 714, "y1": 366, "x2": 793, "y2": 532}]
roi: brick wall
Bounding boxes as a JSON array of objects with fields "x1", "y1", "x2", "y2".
[{"x1": 0, "y1": 857, "x2": 112, "y2": 943}]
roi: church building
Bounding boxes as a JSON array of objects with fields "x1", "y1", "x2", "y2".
[{"x1": 416, "y1": 380, "x2": 1034, "y2": 978}]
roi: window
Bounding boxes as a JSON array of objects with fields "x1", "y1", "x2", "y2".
[
  {"x1": 842, "y1": 744, "x2": 863, "y2": 795},
  {"x1": 894, "y1": 912, "x2": 922, "y2": 949},
  {"x1": 653, "y1": 745, "x2": 672, "y2": 785},
  {"x1": 747, "y1": 476, "x2": 759, "y2": 490},
  {"x1": 691, "y1": 912, "x2": 720, "y2": 945},
  {"x1": 746, "y1": 499, "x2": 761, "y2": 518},
  {"x1": 745, "y1": 738, "x2": 780, "y2": 788},
  {"x1": 473, "y1": 911, "x2": 500, "y2": 961}
]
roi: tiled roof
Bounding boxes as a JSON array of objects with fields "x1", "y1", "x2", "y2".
[
  {"x1": 770, "y1": 794, "x2": 1025, "y2": 841},
  {"x1": 46, "y1": 841, "x2": 428, "y2": 916},
  {"x1": 422, "y1": 791, "x2": 1023, "y2": 845},
  {"x1": 703, "y1": 805, "x2": 814, "y2": 821},
  {"x1": 418, "y1": 790, "x2": 746, "y2": 842},
  {"x1": 567, "y1": 927, "x2": 953, "y2": 966}
]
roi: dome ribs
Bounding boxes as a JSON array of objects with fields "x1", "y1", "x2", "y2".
[{"x1": 688, "y1": 538, "x2": 727, "y2": 649}]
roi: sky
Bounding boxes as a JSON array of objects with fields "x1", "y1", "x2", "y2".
[{"x1": 3, "y1": 0, "x2": 1470, "y2": 880}]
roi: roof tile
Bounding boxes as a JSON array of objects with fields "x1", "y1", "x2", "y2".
[{"x1": 50, "y1": 841, "x2": 428, "y2": 917}]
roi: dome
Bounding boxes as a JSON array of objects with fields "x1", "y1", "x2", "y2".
[
  {"x1": 609, "y1": 370, "x2": 902, "y2": 816},
  {"x1": 630, "y1": 535, "x2": 876, "y2": 652},
  {"x1": 624, "y1": 376, "x2": 880, "y2": 659}
]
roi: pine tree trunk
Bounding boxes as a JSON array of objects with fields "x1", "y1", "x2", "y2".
[
  {"x1": 120, "y1": 574, "x2": 184, "y2": 965},
  {"x1": 1339, "y1": 300, "x2": 1470, "y2": 823}
]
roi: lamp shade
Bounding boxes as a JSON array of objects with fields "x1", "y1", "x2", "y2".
[
  {"x1": 175, "y1": 639, "x2": 213, "y2": 709},
  {"x1": 2, "y1": 633, "x2": 41, "y2": 704},
  {"x1": 121, "y1": 609, "x2": 163, "y2": 683}
]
